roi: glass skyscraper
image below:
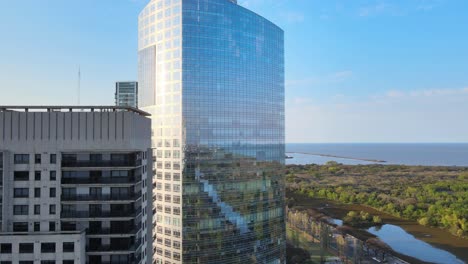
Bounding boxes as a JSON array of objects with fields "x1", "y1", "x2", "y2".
[{"x1": 138, "y1": 0, "x2": 285, "y2": 263}]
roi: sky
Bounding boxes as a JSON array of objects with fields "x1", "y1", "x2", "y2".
[{"x1": 0, "y1": 0, "x2": 467, "y2": 143}]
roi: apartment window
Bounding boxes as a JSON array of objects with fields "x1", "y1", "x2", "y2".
[
  {"x1": 173, "y1": 252, "x2": 181, "y2": 261},
  {"x1": 165, "y1": 250, "x2": 171, "y2": 258},
  {"x1": 13, "y1": 222, "x2": 28, "y2": 232},
  {"x1": 173, "y1": 173, "x2": 180, "y2": 181},
  {"x1": 35, "y1": 154, "x2": 41, "y2": 164},
  {"x1": 49, "y1": 222, "x2": 56, "y2": 231},
  {"x1": 173, "y1": 207, "x2": 180, "y2": 215},
  {"x1": 50, "y1": 171, "x2": 56, "y2": 181},
  {"x1": 14, "y1": 154, "x2": 29, "y2": 164},
  {"x1": 35, "y1": 188, "x2": 41, "y2": 198},
  {"x1": 41, "y1": 243, "x2": 55, "y2": 253},
  {"x1": 173, "y1": 230, "x2": 180, "y2": 238},
  {"x1": 34, "y1": 222, "x2": 40, "y2": 231},
  {"x1": 35, "y1": 171, "x2": 41, "y2": 181},
  {"x1": 13, "y1": 205, "x2": 28, "y2": 215},
  {"x1": 49, "y1": 204, "x2": 56, "y2": 215},
  {"x1": 50, "y1": 154, "x2": 56, "y2": 164},
  {"x1": 164, "y1": 183, "x2": 171, "y2": 191},
  {"x1": 14, "y1": 171, "x2": 29, "y2": 181},
  {"x1": 165, "y1": 194, "x2": 171, "y2": 202},
  {"x1": 50, "y1": 188, "x2": 56, "y2": 198},
  {"x1": 165, "y1": 238, "x2": 171, "y2": 247},
  {"x1": 164, "y1": 172, "x2": 171, "y2": 180},
  {"x1": 63, "y1": 242, "x2": 74, "y2": 252},
  {"x1": 157, "y1": 237, "x2": 163, "y2": 245},
  {"x1": 0, "y1": 243, "x2": 12, "y2": 253},
  {"x1": 173, "y1": 195, "x2": 180, "y2": 204},
  {"x1": 156, "y1": 172, "x2": 162, "y2": 179},
  {"x1": 19, "y1": 243, "x2": 34, "y2": 253},
  {"x1": 173, "y1": 184, "x2": 180, "y2": 192},
  {"x1": 14, "y1": 188, "x2": 29, "y2": 198},
  {"x1": 165, "y1": 206, "x2": 171, "y2": 214},
  {"x1": 173, "y1": 241, "x2": 180, "y2": 249},
  {"x1": 34, "y1": 205, "x2": 40, "y2": 215}
]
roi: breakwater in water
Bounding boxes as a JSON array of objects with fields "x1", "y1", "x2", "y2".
[{"x1": 287, "y1": 152, "x2": 386, "y2": 163}]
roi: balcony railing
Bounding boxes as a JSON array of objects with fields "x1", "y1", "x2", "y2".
[
  {"x1": 61, "y1": 192, "x2": 141, "y2": 202},
  {"x1": 87, "y1": 225, "x2": 141, "y2": 236},
  {"x1": 61, "y1": 160, "x2": 141, "y2": 168},
  {"x1": 61, "y1": 208, "x2": 142, "y2": 219},
  {"x1": 87, "y1": 238, "x2": 142, "y2": 252},
  {"x1": 99, "y1": 254, "x2": 142, "y2": 264},
  {"x1": 61, "y1": 175, "x2": 142, "y2": 185}
]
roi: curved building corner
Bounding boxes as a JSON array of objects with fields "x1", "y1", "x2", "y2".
[{"x1": 138, "y1": 0, "x2": 285, "y2": 263}]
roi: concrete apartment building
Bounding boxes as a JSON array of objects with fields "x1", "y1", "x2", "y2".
[{"x1": 0, "y1": 106, "x2": 152, "y2": 264}]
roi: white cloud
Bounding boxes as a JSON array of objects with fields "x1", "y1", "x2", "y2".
[
  {"x1": 279, "y1": 11, "x2": 305, "y2": 23},
  {"x1": 382, "y1": 87, "x2": 468, "y2": 98},
  {"x1": 359, "y1": 2, "x2": 389, "y2": 17},
  {"x1": 385, "y1": 90, "x2": 406, "y2": 98},
  {"x1": 286, "y1": 87, "x2": 468, "y2": 143},
  {"x1": 417, "y1": 0, "x2": 444, "y2": 11},
  {"x1": 286, "y1": 70, "x2": 353, "y2": 88}
]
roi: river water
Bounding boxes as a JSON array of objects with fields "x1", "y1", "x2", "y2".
[
  {"x1": 367, "y1": 224, "x2": 465, "y2": 264},
  {"x1": 332, "y1": 219, "x2": 466, "y2": 264},
  {"x1": 286, "y1": 143, "x2": 468, "y2": 166}
]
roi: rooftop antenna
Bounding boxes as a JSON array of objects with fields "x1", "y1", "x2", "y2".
[{"x1": 78, "y1": 66, "x2": 81, "y2": 105}]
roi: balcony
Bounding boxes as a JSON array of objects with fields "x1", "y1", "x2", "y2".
[
  {"x1": 61, "y1": 160, "x2": 141, "y2": 168},
  {"x1": 98, "y1": 254, "x2": 142, "y2": 264},
  {"x1": 86, "y1": 225, "x2": 141, "y2": 237},
  {"x1": 61, "y1": 175, "x2": 142, "y2": 185},
  {"x1": 61, "y1": 192, "x2": 141, "y2": 202},
  {"x1": 61, "y1": 207, "x2": 142, "y2": 219},
  {"x1": 86, "y1": 238, "x2": 142, "y2": 253}
]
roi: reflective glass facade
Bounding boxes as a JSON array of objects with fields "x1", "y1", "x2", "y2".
[
  {"x1": 138, "y1": 0, "x2": 285, "y2": 263},
  {"x1": 115, "y1": 81, "x2": 139, "y2": 108}
]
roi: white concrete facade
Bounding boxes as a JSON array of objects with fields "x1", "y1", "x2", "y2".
[{"x1": 0, "y1": 106, "x2": 153, "y2": 264}]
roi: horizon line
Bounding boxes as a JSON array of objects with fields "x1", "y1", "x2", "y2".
[{"x1": 286, "y1": 142, "x2": 468, "y2": 144}]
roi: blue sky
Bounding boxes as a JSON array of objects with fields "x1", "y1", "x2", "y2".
[{"x1": 0, "y1": 0, "x2": 467, "y2": 143}]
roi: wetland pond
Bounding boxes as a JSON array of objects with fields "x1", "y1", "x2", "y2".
[{"x1": 332, "y1": 218, "x2": 465, "y2": 264}]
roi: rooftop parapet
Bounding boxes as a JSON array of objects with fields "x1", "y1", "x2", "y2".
[{"x1": 0, "y1": 106, "x2": 150, "y2": 117}]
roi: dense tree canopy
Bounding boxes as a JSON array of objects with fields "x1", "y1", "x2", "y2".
[{"x1": 286, "y1": 163, "x2": 468, "y2": 238}]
